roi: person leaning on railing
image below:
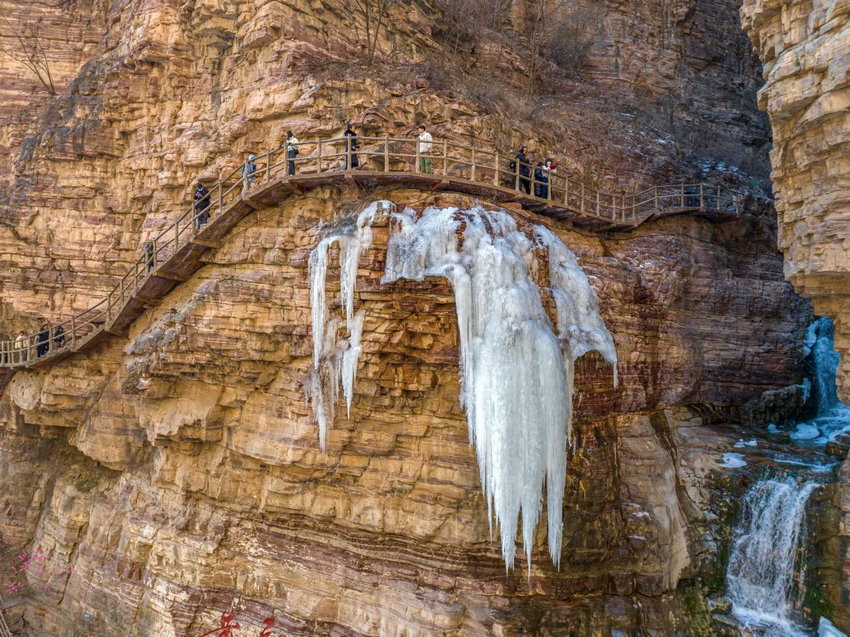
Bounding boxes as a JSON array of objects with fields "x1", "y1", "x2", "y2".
[{"x1": 53, "y1": 324, "x2": 65, "y2": 349}]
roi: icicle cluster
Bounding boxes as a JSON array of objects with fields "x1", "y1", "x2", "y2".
[
  {"x1": 308, "y1": 201, "x2": 393, "y2": 449},
  {"x1": 381, "y1": 204, "x2": 617, "y2": 573}
]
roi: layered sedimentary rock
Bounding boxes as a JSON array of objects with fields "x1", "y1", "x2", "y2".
[
  {"x1": 0, "y1": 0, "x2": 815, "y2": 634},
  {"x1": 0, "y1": 187, "x2": 810, "y2": 634},
  {"x1": 740, "y1": 0, "x2": 850, "y2": 401},
  {"x1": 740, "y1": 3, "x2": 850, "y2": 632}
]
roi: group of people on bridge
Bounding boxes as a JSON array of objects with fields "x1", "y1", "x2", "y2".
[
  {"x1": 5, "y1": 323, "x2": 65, "y2": 364},
  {"x1": 188, "y1": 124, "x2": 563, "y2": 232}
]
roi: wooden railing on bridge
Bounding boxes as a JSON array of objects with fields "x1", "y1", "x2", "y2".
[{"x1": 0, "y1": 135, "x2": 751, "y2": 370}]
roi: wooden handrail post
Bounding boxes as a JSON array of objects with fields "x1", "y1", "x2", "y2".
[
  {"x1": 266, "y1": 149, "x2": 271, "y2": 180},
  {"x1": 564, "y1": 178, "x2": 569, "y2": 207},
  {"x1": 680, "y1": 183, "x2": 684, "y2": 207},
  {"x1": 152, "y1": 238, "x2": 158, "y2": 269},
  {"x1": 442, "y1": 140, "x2": 448, "y2": 176},
  {"x1": 383, "y1": 136, "x2": 389, "y2": 172},
  {"x1": 494, "y1": 152, "x2": 499, "y2": 186},
  {"x1": 470, "y1": 147, "x2": 476, "y2": 182},
  {"x1": 71, "y1": 315, "x2": 76, "y2": 349},
  {"x1": 415, "y1": 138, "x2": 420, "y2": 173},
  {"x1": 699, "y1": 183, "x2": 704, "y2": 209},
  {"x1": 515, "y1": 158, "x2": 520, "y2": 192},
  {"x1": 547, "y1": 174, "x2": 552, "y2": 204}
]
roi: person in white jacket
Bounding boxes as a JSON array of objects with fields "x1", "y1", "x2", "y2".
[
  {"x1": 14, "y1": 330, "x2": 27, "y2": 363},
  {"x1": 417, "y1": 124, "x2": 433, "y2": 174}
]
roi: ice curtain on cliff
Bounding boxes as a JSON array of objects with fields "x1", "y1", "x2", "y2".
[{"x1": 309, "y1": 202, "x2": 617, "y2": 573}]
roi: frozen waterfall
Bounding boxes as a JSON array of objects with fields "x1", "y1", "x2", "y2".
[
  {"x1": 726, "y1": 479, "x2": 819, "y2": 637},
  {"x1": 381, "y1": 204, "x2": 616, "y2": 572},
  {"x1": 309, "y1": 202, "x2": 616, "y2": 572},
  {"x1": 790, "y1": 317, "x2": 850, "y2": 444},
  {"x1": 308, "y1": 201, "x2": 391, "y2": 449}
]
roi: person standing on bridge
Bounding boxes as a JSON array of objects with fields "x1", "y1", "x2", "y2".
[
  {"x1": 243, "y1": 153, "x2": 257, "y2": 185},
  {"x1": 344, "y1": 124, "x2": 359, "y2": 170},
  {"x1": 417, "y1": 124, "x2": 433, "y2": 174},
  {"x1": 515, "y1": 145, "x2": 531, "y2": 195},
  {"x1": 144, "y1": 239, "x2": 155, "y2": 273},
  {"x1": 285, "y1": 131, "x2": 299, "y2": 176},
  {"x1": 194, "y1": 181, "x2": 211, "y2": 231},
  {"x1": 53, "y1": 324, "x2": 65, "y2": 349},
  {"x1": 36, "y1": 324, "x2": 49, "y2": 357},
  {"x1": 14, "y1": 330, "x2": 27, "y2": 363}
]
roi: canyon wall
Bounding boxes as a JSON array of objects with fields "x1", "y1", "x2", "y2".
[
  {"x1": 0, "y1": 0, "x2": 815, "y2": 634},
  {"x1": 740, "y1": 1, "x2": 850, "y2": 629},
  {"x1": 740, "y1": 0, "x2": 850, "y2": 401}
]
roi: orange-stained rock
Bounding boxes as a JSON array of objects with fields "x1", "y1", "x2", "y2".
[{"x1": 0, "y1": 0, "x2": 816, "y2": 634}]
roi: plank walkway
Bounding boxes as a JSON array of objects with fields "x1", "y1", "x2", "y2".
[{"x1": 0, "y1": 135, "x2": 748, "y2": 371}]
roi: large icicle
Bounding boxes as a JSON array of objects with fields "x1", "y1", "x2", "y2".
[
  {"x1": 308, "y1": 201, "x2": 391, "y2": 449},
  {"x1": 381, "y1": 204, "x2": 617, "y2": 573}
]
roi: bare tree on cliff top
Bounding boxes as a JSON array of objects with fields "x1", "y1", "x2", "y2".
[
  {"x1": 522, "y1": 0, "x2": 603, "y2": 96},
  {"x1": 344, "y1": 0, "x2": 399, "y2": 66},
  {"x1": 0, "y1": 12, "x2": 57, "y2": 96}
]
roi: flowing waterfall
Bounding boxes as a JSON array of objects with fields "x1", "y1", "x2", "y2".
[
  {"x1": 726, "y1": 479, "x2": 819, "y2": 636},
  {"x1": 790, "y1": 317, "x2": 850, "y2": 444},
  {"x1": 309, "y1": 203, "x2": 617, "y2": 573}
]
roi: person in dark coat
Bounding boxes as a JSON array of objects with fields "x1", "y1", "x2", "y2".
[
  {"x1": 53, "y1": 324, "x2": 65, "y2": 349},
  {"x1": 515, "y1": 146, "x2": 531, "y2": 194},
  {"x1": 144, "y1": 240, "x2": 155, "y2": 272},
  {"x1": 344, "y1": 124, "x2": 359, "y2": 169},
  {"x1": 36, "y1": 324, "x2": 49, "y2": 357},
  {"x1": 284, "y1": 130, "x2": 299, "y2": 176},
  {"x1": 534, "y1": 162, "x2": 544, "y2": 197},
  {"x1": 193, "y1": 181, "x2": 211, "y2": 231}
]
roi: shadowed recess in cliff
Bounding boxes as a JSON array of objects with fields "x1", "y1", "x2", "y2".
[{"x1": 309, "y1": 201, "x2": 616, "y2": 574}]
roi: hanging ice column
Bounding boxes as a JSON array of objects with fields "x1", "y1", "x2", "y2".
[
  {"x1": 381, "y1": 205, "x2": 617, "y2": 572},
  {"x1": 308, "y1": 201, "x2": 392, "y2": 449}
]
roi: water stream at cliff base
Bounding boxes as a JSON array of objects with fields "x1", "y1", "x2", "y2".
[
  {"x1": 726, "y1": 479, "x2": 818, "y2": 636},
  {"x1": 725, "y1": 316, "x2": 850, "y2": 636},
  {"x1": 309, "y1": 202, "x2": 617, "y2": 573}
]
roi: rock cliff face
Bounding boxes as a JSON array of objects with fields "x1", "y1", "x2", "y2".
[
  {"x1": 740, "y1": 0, "x2": 850, "y2": 402},
  {"x1": 740, "y1": 4, "x2": 850, "y2": 629},
  {"x1": 0, "y1": 0, "x2": 814, "y2": 634}
]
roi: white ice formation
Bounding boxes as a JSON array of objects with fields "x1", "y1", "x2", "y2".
[
  {"x1": 308, "y1": 201, "x2": 392, "y2": 448},
  {"x1": 382, "y1": 204, "x2": 616, "y2": 572},
  {"x1": 309, "y1": 202, "x2": 617, "y2": 574}
]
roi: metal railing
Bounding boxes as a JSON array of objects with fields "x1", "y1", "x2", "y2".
[{"x1": 0, "y1": 134, "x2": 749, "y2": 369}]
